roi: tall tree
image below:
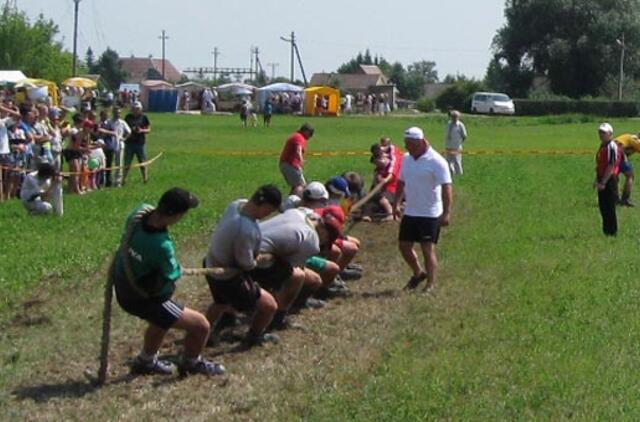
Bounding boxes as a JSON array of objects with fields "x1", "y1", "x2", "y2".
[
  {"x1": 94, "y1": 47, "x2": 126, "y2": 90},
  {"x1": 491, "y1": 0, "x2": 640, "y2": 98},
  {"x1": 85, "y1": 47, "x2": 96, "y2": 73},
  {"x1": 0, "y1": 3, "x2": 73, "y2": 83}
]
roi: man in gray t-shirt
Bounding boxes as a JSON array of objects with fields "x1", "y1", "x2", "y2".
[{"x1": 204, "y1": 185, "x2": 283, "y2": 347}]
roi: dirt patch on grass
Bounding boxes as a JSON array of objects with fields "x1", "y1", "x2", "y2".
[{"x1": 0, "y1": 221, "x2": 431, "y2": 421}]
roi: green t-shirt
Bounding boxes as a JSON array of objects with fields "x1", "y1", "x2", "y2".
[{"x1": 114, "y1": 203, "x2": 182, "y2": 300}]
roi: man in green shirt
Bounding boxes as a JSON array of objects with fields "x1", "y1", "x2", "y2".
[{"x1": 113, "y1": 187, "x2": 224, "y2": 376}]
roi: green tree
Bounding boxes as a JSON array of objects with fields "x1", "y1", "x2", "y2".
[
  {"x1": 435, "y1": 79, "x2": 485, "y2": 112},
  {"x1": 85, "y1": 47, "x2": 96, "y2": 73},
  {"x1": 0, "y1": 3, "x2": 73, "y2": 83},
  {"x1": 94, "y1": 47, "x2": 126, "y2": 90},
  {"x1": 491, "y1": 0, "x2": 640, "y2": 98},
  {"x1": 403, "y1": 60, "x2": 439, "y2": 100}
]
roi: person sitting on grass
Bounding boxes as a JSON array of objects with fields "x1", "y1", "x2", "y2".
[
  {"x1": 204, "y1": 185, "x2": 284, "y2": 347},
  {"x1": 20, "y1": 162, "x2": 59, "y2": 215},
  {"x1": 112, "y1": 187, "x2": 225, "y2": 377}
]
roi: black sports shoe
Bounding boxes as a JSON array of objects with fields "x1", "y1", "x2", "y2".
[
  {"x1": 178, "y1": 358, "x2": 225, "y2": 376},
  {"x1": 339, "y1": 268, "x2": 362, "y2": 281},
  {"x1": 241, "y1": 332, "x2": 281, "y2": 348},
  {"x1": 131, "y1": 357, "x2": 175, "y2": 376},
  {"x1": 403, "y1": 272, "x2": 427, "y2": 290},
  {"x1": 346, "y1": 263, "x2": 364, "y2": 272}
]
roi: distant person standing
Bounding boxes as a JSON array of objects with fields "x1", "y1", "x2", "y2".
[
  {"x1": 279, "y1": 123, "x2": 314, "y2": 196},
  {"x1": 613, "y1": 132, "x2": 640, "y2": 207},
  {"x1": 594, "y1": 123, "x2": 621, "y2": 236},
  {"x1": 444, "y1": 110, "x2": 467, "y2": 175},
  {"x1": 263, "y1": 98, "x2": 273, "y2": 127},
  {"x1": 123, "y1": 101, "x2": 151, "y2": 185},
  {"x1": 393, "y1": 127, "x2": 452, "y2": 292}
]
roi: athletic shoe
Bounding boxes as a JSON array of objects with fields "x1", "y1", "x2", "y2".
[
  {"x1": 131, "y1": 357, "x2": 175, "y2": 376},
  {"x1": 304, "y1": 298, "x2": 327, "y2": 309},
  {"x1": 622, "y1": 199, "x2": 635, "y2": 207},
  {"x1": 331, "y1": 278, "x2": 349, "y2": 290},
  {"x1": 403, "y1": 272, "x2": 427, "y2": 291},
  {"x1": 242, "y1": 332, "x2": 281, "y2": 347},
  {"x1": 178, "y1": 358, "x2": 225, "y2": 377},
  {"x1": 346, "y1": 263, "x2": 363, "y2": 272},
  {"x1": 339, "y1": 268, "x2": 362, "y2": 281}
]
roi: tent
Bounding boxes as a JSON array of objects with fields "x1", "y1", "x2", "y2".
[
  {"x1": 15, "y1": 78, "x2": 59, "y2": 106},
  {"x1": 0, "y1": 70, "x2": 26, "y2": 84},
  {"x1": 256, "y1": 82, "x2": 304, "y2": 112},
  {"x1": 139, "y1": 80, "x2": 174, "y2": 110},
  {"x1": 216, "y1": 82, "x2": 255, "y2": 96},
  {"x1": 175, "y1": 81, "x2": 206, "y2": 111},
  {"x1": 304, "y1": 86, "x2": 340, "y2": 116}
]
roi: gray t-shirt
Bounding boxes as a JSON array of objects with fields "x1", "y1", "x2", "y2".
[
  {"x1": 259, "y1": 208, "x2": 320, "y2": 267},
  {"x1": 206, "y1": 199, "x2": 260, "y2": 279}
]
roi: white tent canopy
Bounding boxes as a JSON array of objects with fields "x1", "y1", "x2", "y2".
[
  {"x1": 256, "y1": 82, "x2": 304, "y2": 111},
  {"x1": 216, "y1": 82, "x2": 255, "y2": 96},
  {"x1": 0, "y1": 70, "x2": 27, "y2": 84}
]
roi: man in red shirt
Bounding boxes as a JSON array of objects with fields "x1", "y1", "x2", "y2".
[
  {"x1": 279, "y1": 123, "x2": 314, "y2": 196},
  {"x1": 594, "y1": 123, "x2": 622, "y2": 236}
]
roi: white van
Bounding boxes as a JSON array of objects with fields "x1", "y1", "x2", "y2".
[{"x1": 471, "y1": 92, "x2": 515, "y2": 115}]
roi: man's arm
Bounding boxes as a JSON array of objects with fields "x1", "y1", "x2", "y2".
[{"x1": 440, "y1": 183, "x2": 453, "y2": 226}]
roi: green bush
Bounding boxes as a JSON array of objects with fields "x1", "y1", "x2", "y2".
[
  {"x1": 415, "y1": 98, "x2": 436, "y2": 113},
  {"x1": 435, "y1": 80, "x2": 485, "y2": 112},
  {"x1": 514, "y1": 99, "x2": 640, "y2": 117}
]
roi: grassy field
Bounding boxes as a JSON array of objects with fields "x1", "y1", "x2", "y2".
[{"x1": 2, "y1": 112, "x2": 640, "y2": 420}]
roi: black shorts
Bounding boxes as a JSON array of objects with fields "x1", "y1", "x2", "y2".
[
  {"x1": 115, "y1": 289, "x2": 184, "y2": 330},
  {"x1": 399, "y1": 215, "x2": 441, "y2": 244},
  {"x1": 250, "y1": 258, "x2": 294, "y2": 292},
  {"x1": 206, "y1": 273, "x2": 261, "y2": 313}
]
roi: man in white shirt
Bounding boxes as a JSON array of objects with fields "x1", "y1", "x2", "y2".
[
  {"x1": 393, "y1": 127, "x2": 453, "y2": 292},
  {"x1": 110, "y1": 107, "x2": 131, "y2": 187},
  {"x1": 444, "y1": 110, "x2": 468, "y2": 175}
]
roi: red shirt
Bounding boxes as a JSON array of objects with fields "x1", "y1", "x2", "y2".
[
  {"x1": 280, "y1": 132, "x2": 307, "y2": 168},
  {"x1": 595, "y1": 141, "x2": 621, "y2": 180}
]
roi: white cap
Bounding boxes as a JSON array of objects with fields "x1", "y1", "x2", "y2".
[
  {"x1": 598, "y1": 123, "x2": 613, "y2": 134},
  {"x1": 303, "y1": 181, "x2": 329, "y2": 201},
  {"x1": 281, "y1": 194, "x2": 302, "y2": 211},
  {"x1": 133, "y1": 101, "x2": 143, "y2": 109},
  {"x1": 404, "y1": 126, "x2": 424, "y2": 141}
]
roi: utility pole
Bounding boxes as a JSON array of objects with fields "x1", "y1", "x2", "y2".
[
  {"x1": 158, "y1": 30, "x2": 169, "y2": 80},
  {"x1": 72, "y1": 0, "x2": 81, "y2": 76},
  {"x1": 267, "y1": 63, "x2": 279, "y2": 81},
  {"x1": 249, "y1": 46, "x2": 255, "y2": 82},
  {"x1": 212, "y1": 47, "x2": 220, "y2": 82},
  {"x1": 617, "y1": 33, "x2": 625, "y2": 100},
  {"x1": 280, "y1": 31, "x2": 295, "y2": 82}
]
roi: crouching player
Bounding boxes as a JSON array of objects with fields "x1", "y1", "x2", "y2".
[
  {"x1": 204, "y1": 185, "x2": 283, "y2": 347},
  {"x1": 112, "y1": 188, "x2": 224, "y2": 376},
  {"x1": 258, "y1": 202, "x2": 341, "y2": 324}
]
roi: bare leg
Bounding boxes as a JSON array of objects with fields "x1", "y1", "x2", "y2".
[
  {"x1": 275, "y1": 267, "x2": 305, "y2": 310},
  {"x1": 336, "y1": 240, "x2": 358, "y2": 271},
  {"x1": 142, "y1": 323, "x2": 167, "y2": 356},
  {"x1": 420, "y1": 242, "x2": 438, "y2": 290},
  {"x1": 171, "y1": 307, "x2": 211, "y2": 359},
  {"x1": 399, "y1": 241, "x2": 423, "y2": 277},
  {"x1": 249, "y1": 288, "x2": 277, "y2": 334}
]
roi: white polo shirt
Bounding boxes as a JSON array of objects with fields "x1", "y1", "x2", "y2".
[{"x1": 399, "y1": 147, "x2": 451, "y2": 218}]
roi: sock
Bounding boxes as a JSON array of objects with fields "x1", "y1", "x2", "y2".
[{"x1": 138, "y1": 350, "x2": 157, "y2": 363}]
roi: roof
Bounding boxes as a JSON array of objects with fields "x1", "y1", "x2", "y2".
[
  {"x1": 309, "y1": 73, "x2": 387, "y2": 92},
  {"x1": 0, "y1": 70, "x2": 27, "y2": 83},
  {"x1": 119, "y1": 57, "x2": 182, "y2": 84},
  {"x1": 358, "y1": 65, "x2": 383, "y2": 75}
]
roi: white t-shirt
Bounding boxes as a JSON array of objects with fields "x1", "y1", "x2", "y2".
[
  {"x1": 0, "y1": 116, "x2": 14, "y2": 154},
  {"x1": 399, "y1": 147, "x2": 452, "y2": 218},
  {"x1": 20, "y1": 171, "x2": 51, "y2": 202},
  {"x1": 445, "y1": 120, "x2": 467, "y2": 150}
]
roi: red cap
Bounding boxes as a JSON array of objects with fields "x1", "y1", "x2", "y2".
[
  {"x1": 323, "y1": 205, "x2": 345, "y2": 225},
  {"x1": 83, "y1": 119, "x2": 95, "y2": 129}
]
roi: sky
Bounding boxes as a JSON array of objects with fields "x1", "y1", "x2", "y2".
[{"x1": 21, "y1": 0, "x2": 506, "y2": 81}]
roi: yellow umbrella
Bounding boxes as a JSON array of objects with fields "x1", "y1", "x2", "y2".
[{"x1": 62, "y1": 77, "x2": 97, "y2": 89}]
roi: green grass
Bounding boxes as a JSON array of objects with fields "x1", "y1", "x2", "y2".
[{"x1": 3, "y1": 112, "x2": 640, "y2": 420}]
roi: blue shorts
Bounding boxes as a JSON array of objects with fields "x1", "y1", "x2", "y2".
[
  {"x1": 124, "y1": 143, "x2": 147, "y2": 166},
  {"x1": 620, "y1": 160, "x2": 633, "y2": 174}
]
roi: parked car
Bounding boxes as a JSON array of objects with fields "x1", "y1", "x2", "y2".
[{"x1": 471, "y1": 92, "x2": 515, "y2": 115}]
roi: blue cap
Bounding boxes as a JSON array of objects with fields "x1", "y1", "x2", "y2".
[{"x1": 326, "y1": 176, "x2": 351, "y2": 198}]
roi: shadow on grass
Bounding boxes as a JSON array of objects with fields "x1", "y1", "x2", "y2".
[{"x1": 12, "y1": 374, "x2": 136, "y2": 403}]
